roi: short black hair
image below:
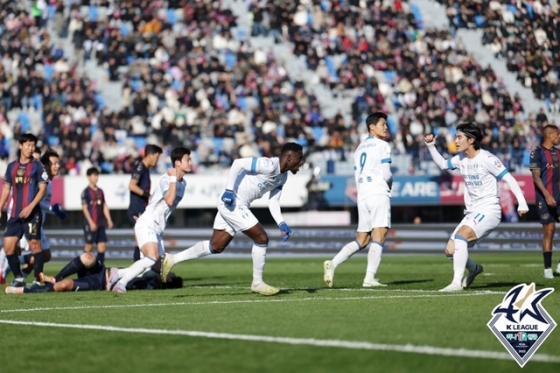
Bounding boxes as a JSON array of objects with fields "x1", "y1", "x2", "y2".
[
  {"x1": 170, "y1": 147, "x2": 191, "y2": 165},
  {"x1": 41, "y1": 149, "x2": 59, "y2": 178},
  {"x1": 543, "y1": 124, "x2": 558, "y2": 135},
  {"x1": 280, "y1": 142, "x2": 303, "y2": 155},
  {"x1": 144, "y1": 144, "x2": 163, "y2": 156},
  {"x1": 456, "y1": 122, "x2": 484, "y2": 150},
  {"x1": 19, "y1": 133, "x2": 38, "y2": 145},
  {"x1": 366, "y1": 112, "x2": 388, "y2": 130},
  {"x1": 86, "y1": 167, "x2": 100, "y2": 176}
]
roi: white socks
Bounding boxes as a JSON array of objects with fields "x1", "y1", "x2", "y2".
[
  {"x1": 332, "y1": 241, "x2": 362, "y2": 268},
  {"x1": 173, "y1": 241, "x2": 213, "y2": 263},
  {"x1": 117, "y1": 256, "x2": 156, "y2": 287},
  {"x1": 365, "y1": 241, "x2": 383, "y2": 282},
  {"x1": 252, "y1": 243, "x2": 267, "y2": 285},
  {"x1": 452, "y1": 235, "x2": 469, "y2": 286}
]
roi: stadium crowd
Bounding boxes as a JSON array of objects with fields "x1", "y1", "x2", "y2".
[{"x1": 0, "y1": 0, "x2": 554, "y2": 177}]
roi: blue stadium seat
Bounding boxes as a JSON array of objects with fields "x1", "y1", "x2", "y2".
[
  {"x1": 312, "y1": 127, "x2": 324, "y2": 142},
  {"x1": 475, "y1": 15, "x2": 485, "y2": 27},
  {"x1": 43, "y1": 65, "x2": 55, "y2": 81},
  {"x1": 296, "y1": 137, "x2": 308, "y2": 147},
  {"x1": 120, "y1": 24, "x2": 130, "y2": 37},
  {"x1": 237, "y1": 95, "x2": 247, "y2": 110},
  {"x1": 166, "y1": 9, "x2": 176, "y2": 25},
  {"x1": 88, "y1": 6, "x2": 99, "y2": 22},
  {"x1": 410, "y1": 4, "x2": 424, "y2": 29},
  {"x1": 130, "y1": 80, "x2": 141, "y2": 92},
  {"x1": 126, "y1": 56, "x2": 135, "y2": 65},
  {"x1": 225, "y1": 52, "x2": 236, "y2": 69},
  {"x1": 17, "y1": 113, "x2": 30, "y2": 133},
  {"x1": 383, "y1": 71, "x2": 396, "y2": 83},
  {"x1": 48, "y1": 135, "x2": 59, "y2": 147},
  {"x1": 171, "y1": 81, "x2": 182, "y2": 91},
  {"x1": 48, "y1": 5, "x2": 56, "y2": 19},
  {"x1": 95, "y1": 94, "x2": 106, "y2": 110},
  {"x1": 90, "y1": 125, "x2": 98, "y2": 136},
  {"x1": 236, "y1": 28, "x2": 247, "y2": 40},
  {"x1": 101, "y1": 161, "x2": 113, "y2": 173},
  {"x1": 507, "y1": 5, "x2": 517, "y2": 15},
  {"x1": 33, "y1": 94, "x2": 42, "y2": 110},
  {"x1": 526, "y1": 4, "x2": 534, "y2": 18},
  {"x1": 213, "y1": 138, "x2": 223, "y2": 155},
  {"x1": 133, "y1": 136, "x2": 147, "y2": 150},
  {"x1": 387, "y1": 116, "x2": 397, "y2": 135}
]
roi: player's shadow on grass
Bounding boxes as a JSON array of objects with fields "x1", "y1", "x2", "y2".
[{"x1": 386, "y1": 279, "x2": 434, "y2": 285}]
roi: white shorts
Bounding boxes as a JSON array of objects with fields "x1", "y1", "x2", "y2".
[
  {"x1": 357, "y1": 195, "x2": 391, "y2": 232},
  {"x1": 134, "y1": 220, "x2": 165, "y2": 257},
  {"x1": 450, "y1": 211, "x2": 501, "y2": 247},
  {"x1": 19, "y1": 232, "x2": 50, "y2": 251},
  {"x1": 213, "y1": 201, "x2": 259, "y2": 236}
]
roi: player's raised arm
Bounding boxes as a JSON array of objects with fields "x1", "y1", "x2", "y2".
[{"x1": 424, "y1": 134, "x2": 453, "y2": 170}]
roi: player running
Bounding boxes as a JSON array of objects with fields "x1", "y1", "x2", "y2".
[
  {"x1": 109, "y1": 147, "x2": 192, "y2": 293},
  {"x1": 425, "y1": 123, "x2": 529, "y2": 291},
  {"x1": 160, "y1": 142, "x2": 303, "y2": 296}
]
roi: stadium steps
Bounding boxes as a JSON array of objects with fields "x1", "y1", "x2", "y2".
[
  {"x1": 414, "y1": 0, "x2": 557, "y2": 121},
  {"x1": 224, "y1": 0, "x2": 354, "y2": 122}
]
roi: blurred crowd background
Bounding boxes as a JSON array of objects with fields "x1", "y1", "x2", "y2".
[{"x1": 0, "y1": 0, "x2": 557, "y2": 177}]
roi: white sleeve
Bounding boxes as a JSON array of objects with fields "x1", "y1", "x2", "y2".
[
  {"x1": 268, "y1": 187, "x2": 284, "y2": 226},
  {"x1": 159, "y1": 174, "x2": 170, "y2": 194},
  {"x1": 501, "y1": 173, "x2": 529, "y2": 211},
  {"x1": 427, "y1": 143, "x2": 457, "y2": 170},
  {"x1": 380, "y1": 142, "x2": 392, "y2": 165},
  {"x1": 225, "y1": 158, "x2": 254, "y2": 190},
  {"x1": 484, "y1": 154, "x2": 509, "y2": 180}
]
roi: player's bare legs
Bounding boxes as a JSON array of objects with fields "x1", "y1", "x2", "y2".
[
  {"x1": 241, "y1": 223, "x2": 279, "y2": 295},
  {"x1": 113, "y1": 242, "x2": 158, "y2": 293},
  {"x1": 542, "y1": 222, "x2": 555, "y2": 278},
  {"x1": 324, "y1": 231, "x2": 371, "y2": 288}
]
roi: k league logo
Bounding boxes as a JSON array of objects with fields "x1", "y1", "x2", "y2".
[{"x1": 487, "y1": 283, "x2": 556, "y2": 367}]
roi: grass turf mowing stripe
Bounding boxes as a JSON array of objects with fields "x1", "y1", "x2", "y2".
[
  {"x1": 0, "y1": 291, "x2": 500, "y2": 313},
  {"x1": 0, "y1": 319, "x2": 559, "y2": 364}
]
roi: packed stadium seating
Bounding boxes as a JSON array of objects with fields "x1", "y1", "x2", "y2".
[{"x1": 0, "y1": 0, "x2": 553, "y2": 177}]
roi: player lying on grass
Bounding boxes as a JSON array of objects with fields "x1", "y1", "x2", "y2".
[
  {"x1": 4, "y1": 252, "x2": 183, "y2": 294},
  {"x1": 425, "y1": 123, "x2": 529, "y2": 292}
]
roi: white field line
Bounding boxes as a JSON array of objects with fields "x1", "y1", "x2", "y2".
[
  {"x1": 0, "y1": 291, "x2": 500, "y2": 314},
  {"x1": 0, "y1": 319, "x2": 558, "y2": 364}
]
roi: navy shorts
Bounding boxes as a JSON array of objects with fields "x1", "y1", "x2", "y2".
[
  {"x1": 73, "y1": 266, "x2": 107, "y2": 291},
  {"x1": 127, "y1": 209, "x2": 144, "y2": 226},
  {"x1": 84, "y1": 224, "x2": 107, "y2": 244},
  {"x1": 4, "y1": 210, "x2": 42, "y2": 240},
  {"x1": 536, "y1": 194, "x2": 560, "y2": 224}
]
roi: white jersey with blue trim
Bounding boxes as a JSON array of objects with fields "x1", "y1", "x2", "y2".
[
  {"x1": 354, "y1": 136, "x2": 392, "y2": 199},
  {"x1": 138, "y1": 173, "x2": 186, "y2": 234},
  {"x1": 447, "y1": 149, "x2": 508, "y2": 213},
  {"x1": 233, "y1": 157, "x2": 287, "y2": 206}
]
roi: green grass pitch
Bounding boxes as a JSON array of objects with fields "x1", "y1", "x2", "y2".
[{"x1": 1, "y1": 253, "x2": 559, "y2": 373}]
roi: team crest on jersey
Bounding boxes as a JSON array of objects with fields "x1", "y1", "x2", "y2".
[{"x1": 487, "y1": 283, "x2": 556, "y2": 367}]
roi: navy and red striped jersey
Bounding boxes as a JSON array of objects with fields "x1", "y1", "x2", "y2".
[
  {"x1": 3, "y1": 160, "x2": 47, "y2": 218},
  {"x1": 81, "y1": 187, "x2": 106, "y2": 226},
  {"x1": 128, "y1": 160, "x2": 151, "y2": 213},
  {"x1": 530, "y1": 146, "x2": 560, "y2": 199}
]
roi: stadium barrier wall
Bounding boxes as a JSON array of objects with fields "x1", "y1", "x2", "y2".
[
  {"x1": 26, "y1": 223, "x2": 546, "y2": 260},
  {"x1": 0, "y1": 174, "x2": 533, "y2": 211}
]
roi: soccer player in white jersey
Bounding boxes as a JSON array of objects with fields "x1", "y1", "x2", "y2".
[
  {"x1": 323, "y1": 112, "x2": 392, "y2": 288},
  {"x1": 425, "y1": 123, "x2": 529, "y2": 292},
  {"x1": 161, "y1": 142, "x2": 304, "y2": 296},
  {"x1": 110, "y1": 147, "x2": 192, "y2": 293},
  {"x1": 0, "y1": 149, "x2": 67, "y2": 284}
]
